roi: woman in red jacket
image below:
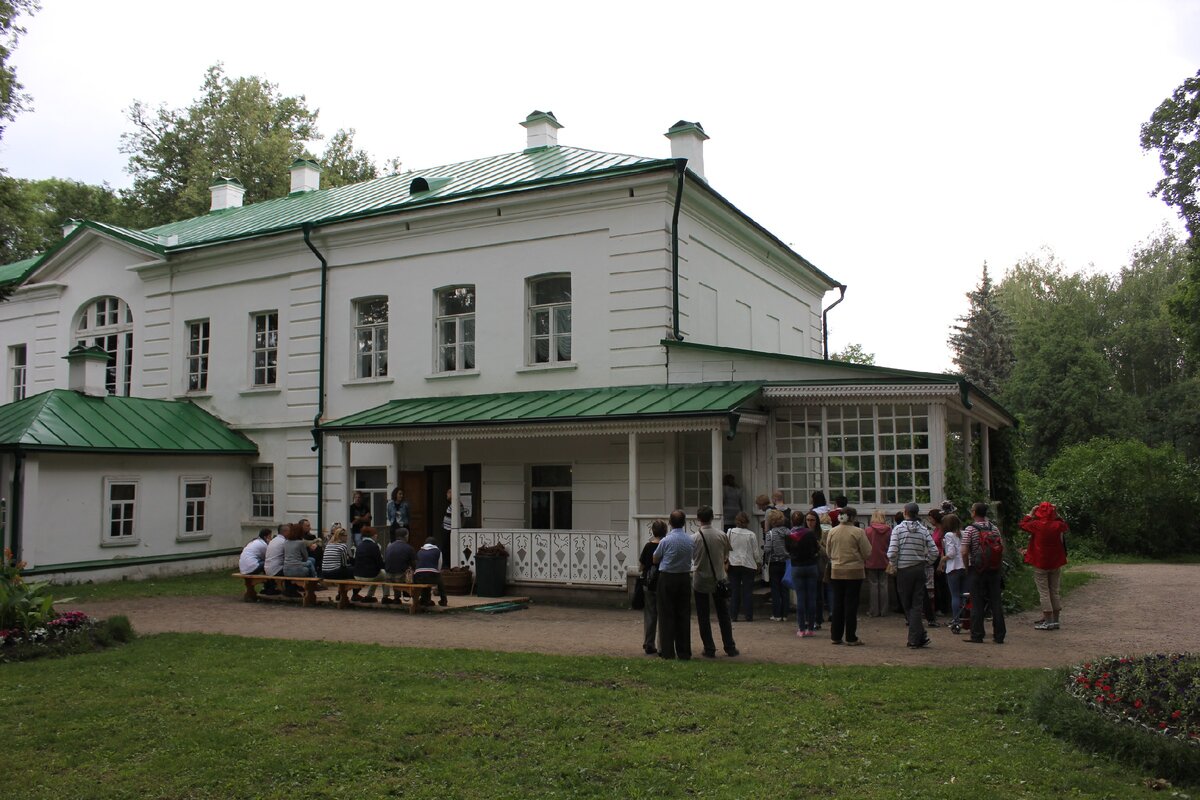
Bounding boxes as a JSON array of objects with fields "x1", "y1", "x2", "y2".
[{"x1": 1020, "y1": 501, "x2": 1069, "y2": 630}]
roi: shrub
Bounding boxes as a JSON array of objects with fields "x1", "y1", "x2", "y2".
[
  {"x1": 1031, "y1": 654, "x2": 1200, "y2": 787},
  {"x1": 0, "y1": 548, "x2": 57, "y2": 631},
  {"x1": 1029, "y1": 438, "x2": 1200, "y2": 555},
  {"x1": 1, "y1": 612, "x2": 133, "y2": 663}
]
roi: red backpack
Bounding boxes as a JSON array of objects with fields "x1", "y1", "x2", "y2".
[{"x1": 970, "y1": 521, "x2": 1004, "y2": 572}]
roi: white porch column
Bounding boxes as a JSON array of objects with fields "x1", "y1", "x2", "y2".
[
  {"x1": 981, "y1": 426, "x2": 992, "y2": 498},
  {"x1": 341, "y1": 439, "x2": 352, "y2": 522},
  {"x1": 711, "y1": 427, "x2": 723, "y2": 525},
  {"x1": 628, "y1": 432, "x2": 640, "y2": 572},
  {"x1": 449, "y1": 437, "x2": 461, "y2": 567},
  {"x1": 962, "y1": 417, "x2": 973, "y2": 484},
  {"x1": 928, "y1": 403, "x2": 948, "y2": 506}
]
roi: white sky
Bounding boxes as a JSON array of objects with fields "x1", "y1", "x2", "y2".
[{"x1": 4, "y1": 0, "x2": 1198, "y2": 371}]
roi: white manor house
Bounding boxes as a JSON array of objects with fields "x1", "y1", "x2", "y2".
[{"x1": 0, "y1": 112, "x2": 1012, "y2": 588}]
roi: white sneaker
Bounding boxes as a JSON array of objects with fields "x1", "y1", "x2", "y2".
[{"x1": 769, "y1": 616, "x2": 782, "y2": 622}]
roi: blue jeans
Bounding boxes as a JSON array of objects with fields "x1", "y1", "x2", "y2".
[
  {"x1": 792, "y1": 563, "x2": 819, "y2": 631},
  {"x1": 946, "y1": 569, "x2": 965, "y2": 625},
  {"x1": 768, "y1": 561, "x2": 791, "y2": 618}
]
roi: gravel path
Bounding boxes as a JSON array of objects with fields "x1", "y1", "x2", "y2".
[{"x1": 73, "y1": 564, "x2": 1200, "y2": 668}]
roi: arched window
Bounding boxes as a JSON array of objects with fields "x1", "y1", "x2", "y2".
[{"x1": 76, "y1": 297, "x2": 134, "y2": 396}]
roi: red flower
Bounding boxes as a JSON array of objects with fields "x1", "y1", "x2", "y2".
[
  {"x1": 1159, "y1": 722, "x2": 1168, "y2": 729},
  {"x1": 1172, "y1": 711, "x2": 1182, "y2": 720},
  {"x1": 1134, "y1": 700, "x2": 1144, "y2": 709}
]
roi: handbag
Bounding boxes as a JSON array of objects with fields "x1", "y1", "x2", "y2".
[
  {"x1": 698, "y1": 527, "x2": 731, "y2": 601},
  {"x1": 782, "y1": 559, "x2": 796, "y2": 590}
]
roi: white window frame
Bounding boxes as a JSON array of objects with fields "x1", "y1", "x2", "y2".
[
  {"x1": 186, "y1": 319, "x2": 210, "y2": 393},
  {"x1": 75, "y1": 297, "x2": 134, "y2": 396},
  {"x1": 353, "y1": 297, "x2": 389, "y2": 379},
  {"x1": 250, "y1": 311, "x2": 279, "y2": 387},
  {"x1": 529, "y1": 464, "x2": 573, "y2": 530},
  {"x1": 434, "y1": 286, "x2": 475, "y2": 373},
  {"x1": 102, "y1": 477, "x2": 140, "y2": 546},
  {"x1": 527, "y1": 274, "x2": 572, "y2": 365},
  {"x1": 178, "y1": 476, "x2": 212, "y2": 540},
  {"x1": 250, "y1": 465, "x2": 275, "y2": 520},
  {"x1": 9, "y1": 343, "x2": 26, "y2": 402}
]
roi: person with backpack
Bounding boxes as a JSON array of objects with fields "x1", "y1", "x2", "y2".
[
  {"x1": 962, "y1": 502, "x2": 1007, "y2": 644},
  {"x1": 1020, "y1": 501, "x2": 1069, "y2": 630},
  {"x1": 887, "y1": 502, "x2": 939, "y2": 648}
]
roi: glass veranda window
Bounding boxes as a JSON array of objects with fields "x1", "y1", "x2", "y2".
[
  {"x1": 529, "y1": 276, "x2": 571, "y2": 364},
  {"x1": 355, "y1": 298, "x2": 389, "y2": 378},
  {"x1": 437, "y1": 286, "x2": 475, "y2": 372}
]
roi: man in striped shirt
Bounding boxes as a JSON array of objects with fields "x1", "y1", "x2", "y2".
[{"x1": 887, "y1": 502, "x2": 938, "y2": 649}]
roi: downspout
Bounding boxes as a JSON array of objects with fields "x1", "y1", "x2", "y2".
[
  {"x1": 9, "y1": 452, "x2": 23, "y2": 564},
  {"x1": 821, "y1": 284, "x2": 847, "y2": 360},
  {"x1": 670, "y1": 158, "x2": 687, "y2": 341},
  {"x1": 303, "y1": 224, "x2": 329, "y2": 536}
]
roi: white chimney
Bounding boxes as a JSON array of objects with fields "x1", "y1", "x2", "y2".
[
  {"x1": 521, "y1": 110, "x2": 563, "y2": 151},
  {"x1": 64, "y1": 344, "x2": 110, "y2": 397},
  {"x1": 665, "y1": 120, "x2": 709, "y2": 180},
  {"x1": 209, "y1": 176, "x2": 245, "y2": 211},
  {"x1": 289, "y1": 159, "x2": 322, "y2": 194}
]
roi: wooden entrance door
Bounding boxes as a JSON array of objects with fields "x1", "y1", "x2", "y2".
[{"x1": 398, "y1": 471, "x2": 428, "y2": 548}]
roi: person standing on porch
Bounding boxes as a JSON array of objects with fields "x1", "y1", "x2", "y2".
[
  {"x1": 349, "y1": 491, "x2": 370, "y2": 546},
  {"x1": 387, "y1": 487, "x2": 411, "y2": 542},
  {"x1": 441, "y1": 488, "x2": 466, "y2": 568},
  {"x1": 639, "y1": 519, "x2": 666, "y2": 655},
  {"x1": 652, "y1": 509, "x2": 694, "y2": 660},
  {"x1": 726, "y1": 512, "x2": 761, "y2": 623},
  {"x1": 721, "y1": 474, "x2": 742, "y2": 532},
  {"x1": 692, "y1": 506, "x2": 739, "y2": 658}
]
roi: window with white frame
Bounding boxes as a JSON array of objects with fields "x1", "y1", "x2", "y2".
[
  {"x1": 180, "y1": 477, "x2": 211, "y2": 537},
  {"x1": 528, "y1": 275, "x2": 571, "y2": 364},
  {"x1": 76, "y1": 297, "x2": 133, "y2": 396},
  {"x1": 680, "y1": 432, "x2": 712, "y2": 512},
  {"x1": 9, "y1": 344, "x2": 26, "y2": 401},
  {"x1": 186, "y1": 320, "x2": 210, "y2": 392},
  {"x1": 104, "y1": 478, "x2": 138, "y2": 543},
  {"x1": 435, "y1": 286, "x2": 475, "y2": 372},
  {"x1": 530, "y1": 465, "x2": 572, "y2": 529},
  {"x1": 251, "y1": 311, "x2": 279, "y2": 387},
  {"x1": 250, "y1": 465, "x2": 274, "y2": 519},
  {"x1": 354, "y1": 297, "x2": 388, "y2": 379},
  {"x1": 774, "y1": 403, "x2": 931, "y2": 506}
]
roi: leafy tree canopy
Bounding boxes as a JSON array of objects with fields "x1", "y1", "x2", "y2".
[
  {"x1": 120, "y1": 63, "x2": 381, "y2": 226},
  {"x1": 0, "y1": 176, "x2": 137, "y2": 263},
  {"x1": 949, "y1": 263, "x2": 1013, "y2": 395},
  {"x1": 831, "y1": 342, "x2": 875, "y2": 365},
  {"x1": 1141, "y1": 68, "x2": 1200, "y2": 240}
]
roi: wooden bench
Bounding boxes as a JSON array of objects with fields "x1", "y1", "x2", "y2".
[
  {"x1": 233, "y1": 573, "x2": 323, "y2": 606},
  {"x1": 323, "y1": 579, "x2": 441, "y2": 614}
]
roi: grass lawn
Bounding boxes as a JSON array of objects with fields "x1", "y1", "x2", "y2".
[
  {"x1": 51, "y1": 568, "x2": 234, "y2": 603},
  {"x1": 0, "y1": 634, "x2": 1171, "y2": 799}
]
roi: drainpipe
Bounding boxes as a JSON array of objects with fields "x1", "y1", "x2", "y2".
[
  {"x1": 9, "y1": 452, "x2": 23, "y2": 563},
  {"x1": 821, "y1": 285, "x2": 847, "y2": 360},
  {"x1": 670, "y1": 158, "x2": 687, "y2": 341},
  {"x1": 303, "y1": 224, "x2": 329, "y2": 536}
]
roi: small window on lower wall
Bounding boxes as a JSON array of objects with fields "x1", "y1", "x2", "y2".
[
  {"x1": 103, "y1": 477, "x2": 139, "y2": 546},
  {"x1": 530, "y1": 465, "x2": 572, "y2": 530},
  {"x1": 179, "y1": 477, "x2": 212, "y2": 539}
]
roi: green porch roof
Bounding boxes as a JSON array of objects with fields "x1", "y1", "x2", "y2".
[
  {"x1": 323, "y1": 383, "x2": 764, "y2": 431},
  {"x1": 0, "y1": 390, "x2": 259, "y2": 455}
]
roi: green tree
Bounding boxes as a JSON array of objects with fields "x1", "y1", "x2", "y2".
[
  {"x1": 0, "y1": 176, "x2": 137, "y2": 263},
  {"x1": 0, "y1": 0, "x2": 37, "y2": 143},
  {"x1": 1141, "y1": 68, "x2": 1200, "y2": 240},
  {"x1": 320, "y1": 128, "x2": 378, "y2": 189},
  {"x1": 949, "y1": 263, "x2": 1014, "y2": 395},
  {"x1": 831, "y1": 342, "x2": 874, "y2": 364}
]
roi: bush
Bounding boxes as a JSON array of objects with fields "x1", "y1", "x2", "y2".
[
  {"x1": 1031, "y1": 654, "x2": 1200, "y2": 787},
  {"x1": 1, "y1": 548, "x2": 57, "y2": 631},
  {"x1": 1029, "y1": 438, "x2": 1200, "y2": 556}
]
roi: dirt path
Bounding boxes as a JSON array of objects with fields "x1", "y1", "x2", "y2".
[{"x1": 73, "y1": 564, "x2": 1200, "y2": 668}]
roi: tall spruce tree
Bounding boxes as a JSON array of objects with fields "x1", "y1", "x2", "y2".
[{"x1": 949, "y1": 264, "x2": 1014, "y2": 394}]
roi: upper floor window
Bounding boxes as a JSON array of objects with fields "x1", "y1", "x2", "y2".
[
  {"x1": 354, "y1": 297, "x2": 388, "y2": 379},
  {"x1": 9, "y1": 344, "x2": 26, "y2": 401},
  {"x1": 76, "y1": 297, "x2": 133, "y2": 396},
  {"x1": 251, "y1": 311, "x2": 279, "y2": 387},
  {"x1": 436, "y1": 286, "x2": 475, "y2": 372},
  {"x1": 187, "y1": 320, "x2": 210, "y2": 392},
  {"x1": 528, "y1": 275, "x2": 571, "y2": 364}
]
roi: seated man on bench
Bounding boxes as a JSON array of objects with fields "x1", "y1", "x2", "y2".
[
  {"x1": 352, "y1": 526, "x2": 386, "y2": 603},
  {"x1": 414, "y1": 536, "x2": 449, "y2": 607},
  {"x1": 383, "y1": 528, "x2": 417, "y2": 605}
]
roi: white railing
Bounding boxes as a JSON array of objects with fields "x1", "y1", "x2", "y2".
[{"x1": 453, "y1": 528, "x2": 631, "y2": 586}]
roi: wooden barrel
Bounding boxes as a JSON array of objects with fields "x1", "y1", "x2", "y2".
[{"x1": 443, "y1": 568, "x2": 473, "y2": 595}]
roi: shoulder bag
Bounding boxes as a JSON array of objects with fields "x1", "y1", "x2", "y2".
[{"x1": 699, "y1": 529, "x2": 732, "y2": 601}]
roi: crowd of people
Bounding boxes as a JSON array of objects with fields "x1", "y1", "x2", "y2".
[{"x1": 636, "y1": 487, "x2": 1071, "y2": 658}]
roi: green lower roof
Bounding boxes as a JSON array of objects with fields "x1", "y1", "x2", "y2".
[
  {"x1": 323, "y1": 383, "x2": 763, "y2": 431},
  {"x1": 0, "y1": 390, "x2": 258, "y2": 455}
]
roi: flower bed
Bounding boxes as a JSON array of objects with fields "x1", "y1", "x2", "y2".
[
  {"x1": 1, "y1": 611, "x2": 133, "y2": 664},
  {"x1": 0, "y1": 609, "x2": 94, "y2": 648},
  {"x1": 1067, "y1": 653, "x2": 1199, "y2": 746},
  {"x1": 1031, "y1": 653, "x2": 1200, "y2": 787}
]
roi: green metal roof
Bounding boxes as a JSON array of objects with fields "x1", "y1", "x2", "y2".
[
  {"x1": 0, "y1": 390, "x2": 259, "y2": 454},
  {"x1": 323, "y1": 383, "x2": 764, "y2": 431},
  {"x1": 0, "y1": 256, "x2": 41, "y2": 286}
]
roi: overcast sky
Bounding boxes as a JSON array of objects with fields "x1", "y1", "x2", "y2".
[{"x1": 4, "y1": 1, "x2": 1197, "y2": 371}]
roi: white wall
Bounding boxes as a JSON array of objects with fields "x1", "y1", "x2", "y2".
[{"x1": 22, "y1": 452, "x2": 255, "y2": 569}]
